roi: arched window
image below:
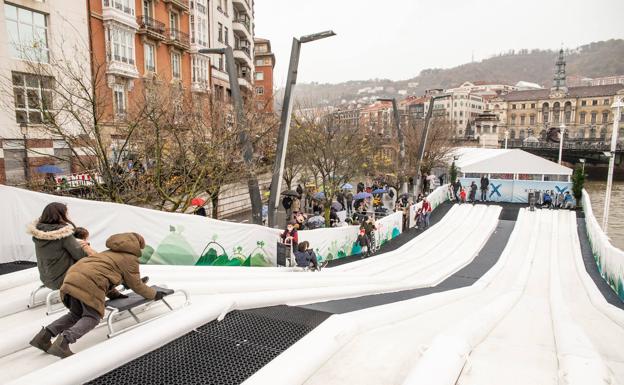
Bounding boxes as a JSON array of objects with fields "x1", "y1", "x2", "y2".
[
  {"x1": 577, "y1": 127, "x2": 585, "y2": 139},
  {"x1": 564, "y1": 102, "x2": 572, "y2": 123},
  {"x1": 492, "y1": 125, "x2": 497, "y2": 133},
  {"x1": 602, "y1": 111, "x2": 609, "y2": 123},
  {"x1": 600, "y1": 126, "x2": 607, "y2": 140},
  {"x1": 510, "y1": 129, "x2": 516, "y2": 139},
  {"x1": 511, "y1": 114, "x2": 516, "y2": 125},
  {"x1": 553, "y1": 102, "x2": 560, "y2": 124},
  {"x1": 542, "y1": 103, "x2": 549, "y2": 123},
  {"x1": 494, "y1": 104, "x2": 500, "y2": 109}
]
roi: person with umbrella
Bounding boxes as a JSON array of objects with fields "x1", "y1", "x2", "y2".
[
  {"x1": 345, "y1": 189, "x2": 354, "y2": 216},
  {"x1": 191, "y1": 197, "x2": 207, "y2": 217},
  {"x1": 280, "y1": 190, "x2": 298, "y2": 220},
  {"x1": 306, "y1": 211, "x2": 325, "y2": 229}
]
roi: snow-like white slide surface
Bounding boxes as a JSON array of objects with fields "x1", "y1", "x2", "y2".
[
  {"x1": 0, "y1": 204, "x2": 501, "y2": 384},
  {"x1": 244, "y1": 209, "x2": 624, "y2": 385}
]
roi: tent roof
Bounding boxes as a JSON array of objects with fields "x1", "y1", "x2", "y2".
[{"x1": 453, "y1": 148, "x2": 572, "y2": 175}]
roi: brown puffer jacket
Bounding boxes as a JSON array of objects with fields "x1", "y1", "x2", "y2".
[{"x1": 60, "y1": 233, "x2": 156, "y2": 317}]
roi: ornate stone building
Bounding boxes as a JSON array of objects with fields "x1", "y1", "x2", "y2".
[{"x1": 499, "y1": 49, "x2": 624, "y2": 141}]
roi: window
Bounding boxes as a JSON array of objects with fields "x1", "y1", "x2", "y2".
[
  {"x1": 192, "y1": 55, "x2": 208, "y2": 85},
  {"x1": 144, "y1": 43, "x2": 155, "y2": 72},
  {"x1": 218, "y1": 55, "x2": 224, "y2": 71},
  {"x1": 592, "y1": 100, "x2": 598, "y2": 106},
  {"x1": 254, "y1": 72, "x2": 264, "y2": 81},
  {"x1": 5, "y1": 4, "x2": 49, "y2": 62},
  {"x1": 553, "y1": 102, "x2": 560, "y2": 124},
  {"x1": 531, "y1": 103, "x2": 535, "y2": 108},
  {"x1": 578, "y1": 127, "x2": 585, "y2": 138},
  {"x1": 581, "y1": 100, "x2": 587, "y2": 106},
  {"x1": 217, "y1": 23, "x2": 223, "y2": 42},
  {"x1": 142, "y1": 0, "x2": 153, "y2": 17},
  {"x1": 511, "y1": 114, "x2": 516, "y2": 125},
  {"x1": 171, "y1": 51, "x2": 181, "y2": 79},
  {"x1": 517, "y1": 173, "x2": 542, "y2": 181},
  {"x1": 255, "y1": 59, "x2": 264, "y2": 66},
  {"x1": 512, "y1": 104, "x2": 517, "y2": 109},
  {"x1": 107, "y1": 0, "x2": 135, "y2": 15},
  {"x1": 602, "y1": 111, "x2": 609, "y2": 123},
  {"x1": 490, "y1": 173, "x2": 513, "y2": 180},
  {"x1": 604, "y1": 98, "x2": 610, "y2": 105},
  {"x1": 12, "y1": 72, "x2": 53, "y2": 124},
  {"x1": 521, "y1": 104, "x2": 525, "y2": 109},
  {"x1": 564, "y1": 102, "x2": 571, "y2": 124},
  {"x1": 542, "y1": 103, "x2": 549, "y2": 123},
  {"x1": 529, "y1": 114, "x2": 535, "y2": 125},
  {"x1": 591, "y1": 111, "x2": 597, "y2": 124},
  {"x1": 520, "y1": 115, "x2": 525, "y2": 125},
  {"x1": 113, "y1": 84, "x2": 126, "y2": 116},
  {"x1": 108, "y1": 26, "x2": 135, "y2": 64},
  {"x1": 580, "y1": 112, "x2": 586, "y2": 124},
  {"x1": 224, "y1": 27, "x2": 229, "y2": 45},
  {"x1": 255, "y1": 86, "x2": 264, "y2": 95}
]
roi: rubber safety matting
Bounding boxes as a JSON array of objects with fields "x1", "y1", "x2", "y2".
[{"x1": 87, "y1": 306, "x2": 331, "y2": 385}]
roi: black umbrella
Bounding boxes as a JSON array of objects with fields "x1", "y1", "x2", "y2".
[{"x1": 281, "y1": 190, "x2": 299, "y2": 197}]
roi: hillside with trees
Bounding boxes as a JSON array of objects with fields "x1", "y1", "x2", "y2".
[{"x1": 279, "y1": 39, "x2": 624, "y2": 108}]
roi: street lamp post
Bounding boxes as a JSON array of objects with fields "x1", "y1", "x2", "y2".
[
  {"x1": 558, "y1": 122, "x2": 566, "y2": 165},
  {"x1": 579, "y1": 158, "x2": 586, "y2": 174},
  {"x1": 378, "y1": 97, "x2": 407, "y2": 194},
  {"x1": 20, "y1": 122, "x2": 29, "y2": 183},
  {"x1": 504, "y1": 130, "x2": 509, "y2": 149},
  {"x1": 199, "y1": 47, "x2": 263, "y2": 224},
  {"x1": 267, "y1": 30, "x2": 336, "y2": 228},
  {"x1": 602, "y1": 96, "x2": 623, "y2": 234},
  {"x1": 414, "y1": 95, "x2": 444, "y2": 197}
]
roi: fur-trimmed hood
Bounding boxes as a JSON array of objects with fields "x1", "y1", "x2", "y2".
[{"x1": 27, "y1": 221, "x2": 75, "y2": 241}]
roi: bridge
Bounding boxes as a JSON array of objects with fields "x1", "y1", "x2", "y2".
[{"x1": 500, "y1": 138, "x2": 624, "y2": 165}]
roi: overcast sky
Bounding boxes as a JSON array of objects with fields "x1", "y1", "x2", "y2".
[{"x1": 254, "y1": 0, "x2": 624, "y2": 87}]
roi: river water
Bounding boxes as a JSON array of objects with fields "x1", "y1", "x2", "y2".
[{"x1": 584, "y1": 181, "x2": 624, "y2": 250}]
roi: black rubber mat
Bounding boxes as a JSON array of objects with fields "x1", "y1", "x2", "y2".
[
  {"x1": 301, "y1": 219, "x2": 516, "y2": 314},
  {"x1": 0, "y1": 261, "x2": 36, "y2": 275},
  {"x1": 86, "y1": 305, "x2": 331, "y2": 385},
  {"x1": 576, "y1": 219, "x2": 624, "y2": 309}
]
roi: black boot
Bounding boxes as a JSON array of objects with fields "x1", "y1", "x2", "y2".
[
  {"x1": 29, "y1": 327, "x2": 53, "y2": 352},
  {"x1": 47, "y1": 335, "x2": 74, "y2": 358}
]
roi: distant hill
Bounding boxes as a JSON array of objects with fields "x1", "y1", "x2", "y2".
[{"x1": 277, "y1": 39, "x2": 624, "y2": 109}]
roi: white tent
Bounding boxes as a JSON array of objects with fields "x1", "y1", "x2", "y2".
[{"x1": 453, "y1": 148, "x2": 572, "y2": 178}]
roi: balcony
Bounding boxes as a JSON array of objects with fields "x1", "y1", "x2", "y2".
[
  {"x1": 165, "y1": 29, "x2": 190, "y2": 50},
  {"x1": 107, "y1": 59, "x2": 139, "y2": 79},
  {"x1": 192, "y1": 80, "x2": 210, "y2": 93},
  {"x1": 136, "y1": 16, "x2": 166, "y2": 40},
  {"x1": 233, "y1": 46, "x2": 251, "y2": 66},
  {"x1": 232, "y1": 0, "x2": 251, "y2": 13},
  {"x1": 162, "y1": 0, "x2": 189, "y2": 12},
  {"x1": 238, "y1": 76, "x2": 252, "y2": 90},
  {"x1": 232, "y1": 18, "x2": 251, "y2": 38},
  {"x1": 102, "y1": 0, "x2": 139, "y2": 29}
]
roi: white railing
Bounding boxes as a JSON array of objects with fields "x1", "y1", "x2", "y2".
[{"x1": 582, "y1": 189, "x2": 624, "y2": 300}]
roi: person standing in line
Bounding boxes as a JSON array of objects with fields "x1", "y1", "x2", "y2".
[
  {"x1": 421, "y1": 197, "x2": 433, "y2": 229},
  {"x1": 291, "y1": 196, "x2": 301, "y2": 217},
  {"x1": 469, "y1": 181, "x2": 478, "y2": 204},
  {"x1": 345, "y1": 190, "x2": 354, "y2": 215},
  {"x1": 480, "y1": 174, "x2": 490, "y2": 202},
  {"x1": 453, "y1": 179, "x2": 462, "y2": 201},
  {"x1": 282, "y1": 195, "x2": 293, "y2": 220}
]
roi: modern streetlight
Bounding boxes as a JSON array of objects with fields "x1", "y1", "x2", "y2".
[
  {"x1": 198, "y1": 47, "x2": 263, "y2": 224},
  {"x1": 504, "y1": 130, "x2": 509, "y2": 149},
  {"x1": 414, "y1": 94, "x2": 445, "y2": 197},
  {"x1": 377, "y1": 97, "x2": 407, "y2": 194},
  {"x1": 20, "y1": 122, "x2": 29, "y2": 182},
  {"x1": 579, "y1": 158, "x2": 586, "y2": 174},
  {"x1": 558, "y1": 122, "x2": 566, "y2": 165},
  {"x1": 602, "y1": 96, "x2": 623, "y2": 234},
  {"x1": 267, "y1": 30, "x2": 336, "y2": 228}
]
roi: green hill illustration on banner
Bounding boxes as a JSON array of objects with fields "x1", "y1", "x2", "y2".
[{"x1": 139, "y1": 226, "x2": 270, "y2": 267}]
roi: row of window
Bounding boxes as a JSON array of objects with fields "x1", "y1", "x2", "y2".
[
  {"x1": 509, "y1": 111, "x2": 610, "y2": 125},
  {"x1": 511, "y1": 98, "x2": 611, "y2": 110}
]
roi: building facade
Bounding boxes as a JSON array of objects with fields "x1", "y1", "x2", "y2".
[
  {"x1": 0, "y1": 0, "x2": 92, "y2": 185},
  {"x1": 253, "y1": 37, "x2": 274, "y2": 112},
  {"x1": 207, "y1": 0, "x2": 254, "y2": 101}
]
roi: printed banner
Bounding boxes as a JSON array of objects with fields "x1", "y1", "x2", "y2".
[
  {"x1": 409, "y1": 184, "x2": 449, "y2": 228},
  {"x1": 582, "y1": 190, "x2": 624, "y2": 300},
  {"x1": 459, "y1": 178, "x2": 572, "y2": 203}
]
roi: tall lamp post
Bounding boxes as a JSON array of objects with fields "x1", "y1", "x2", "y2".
[
  {"x1": 558, "y1": 122, "x2": 566, "y2": 165},
  {"x1": 579, "y1": 158, "x2": 586, "y2": 174},
  {"x1": 414, "y1": 94, "x2": 444, "y2": 197},
  {"x1": 20, "y1": 122, "x2": 29, "y2": 183},
  {"x1": 199, "y1": 47, "x2": 263, "y2": 224},
  {"x1": 267, "y1": 30, "x2": 336, "y2": 228},
  {"x1": 504, "y1": 130, "x2": 509, "y2": 149},
  {"x1": 602, "y1": 96, "x2": 623, "y2": 234},
  {"x1": 377, "y1": 97, "x2": 407, "y2": 194}
]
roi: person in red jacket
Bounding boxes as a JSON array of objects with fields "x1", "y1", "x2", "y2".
[
  {"x1": 280, "y1": 221, "x2": 298, "y2": 249},
  {"x1": 421, "y1": 197, "x2": 432, "y2": 229}
]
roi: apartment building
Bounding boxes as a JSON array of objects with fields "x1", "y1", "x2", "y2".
[
  {"x1": 433, "y1": 91, "x2": 485, "y2": 136},
  {"x1": 0, "y1": 0, "x2": 91, "y2": 185},
  {"x1": 208, "y1": 0, "x2": 254, "y2": 101},
  {"x1": 253, "y1": 37, "x2": 274, "y2": 112}
]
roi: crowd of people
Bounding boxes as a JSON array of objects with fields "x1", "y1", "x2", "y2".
[{"x1": 27, "y1": 202, "x2": 156, "y2": 358}]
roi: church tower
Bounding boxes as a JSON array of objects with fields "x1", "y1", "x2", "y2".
[{"x1": 551, "y1": 48, "x2": 568, "y2": 94}]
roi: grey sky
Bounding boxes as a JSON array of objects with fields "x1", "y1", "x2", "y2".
[{"x1": 254, "y1": 0, "x2": 624, "y2": 87}]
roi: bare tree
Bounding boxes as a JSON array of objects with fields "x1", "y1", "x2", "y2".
[{"x1": 404, "y1": 116, "x2": 455, "y2": 175}]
